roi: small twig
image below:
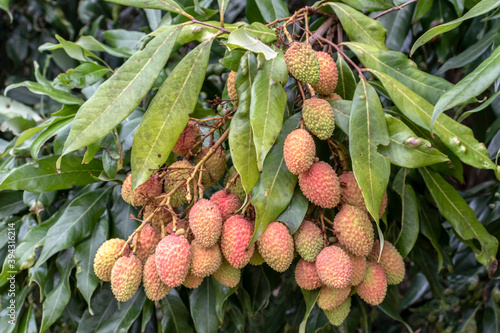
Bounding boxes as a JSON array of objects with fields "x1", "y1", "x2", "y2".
[
  {"x1": 318, "y1": 37, "x2": 367, "y2": 81},
  {"x1": 225, "y1": 172, "x2": 240, "y2": 189},
  {"x1": 297, "y1": 81, "x2": 306, "y2": 101},
  {"x1": 306, "y1": 83, "x2": 316, "y2": 97},
  {"x1": 372, "y1": 0, "x2": 418, "y2": 19},
  {"x1": 308, "y1": 17, "x2": 335, "y2": 46},
  {"x1": 192, "y1": 19, "x2": 231, "y2": 34}
]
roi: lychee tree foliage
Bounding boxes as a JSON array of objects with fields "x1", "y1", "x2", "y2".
[{"x1": 1, "y1": 0, "x2": 500, "y2": 332}]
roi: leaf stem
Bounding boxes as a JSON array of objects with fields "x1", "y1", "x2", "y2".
[
  {"x1": 372, "y1": 0, "x2": 418, "y2": 19},
  {"x1": 191, "y1": 19, "x2": 232, "y2": 34}
]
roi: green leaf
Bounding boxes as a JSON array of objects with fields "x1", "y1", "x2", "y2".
[
  {"x1": 226, "y1": 29, "x2": 278, "y2": 60},
  {"x1": 213, "y1": 277, "x2": 237, "y2": 323},
  {"x1": 245, "y1": 0, "x2": 289, "y2": 24},
  {"x1": 141, "y1": 300, "x2": 154, "y2": 332},
  {"x1": 40, "y1": 249, "x2": 75, "y2": 333},
  {"x1": 299, "y1": 289, "x2": 320, "y2": 333},
  {"x1": 104, "y1": 0, "x2": 186, "y2": 16},
  {"x1": 162, "y1": 290, "x2": 195, "y2": 332},
  {"x1": 0, "y1": 286, "x2": 29, "y2": 333},
  {"x1": 432, "y1": 45, "x2": 500, "y2": 128},
  {"x1": 131, "y1": 38, "x2": 213, "y2": 191},
  {"x1": 14, "y1": 115, "x2": 73, "y2": 151},
  {"x1": 250, "y1": 53, "x2": 288, "y2": 170},
  {"x1": 345, "y1": 42, "x2": 452, "y2": 104},
  {"x1": 18, "y1": 304, "x2": 37, "y2": 333},
  {"x1": 229, "y1": 52, "x2": 260, "y2": 194},
  {"x1": 392, "y1": 169, "x2": 419, "y2": 258},
  {"x1": 418, "y1": 197, "x2": 449, "y2": 271},
  {"x1": 379, "y1": 114, "x2": 449, "y2": 168},
  {"x1": 419, "y1": 167, "x2": 499, "y2": 272},
  {"x1": 349, "y1": 80, "x2": 390, "y2": 220},
  {"x1": 4, "y1": 81, "x2": 84, "y2": 105},
  {"x1": 250, "y1": 113, "x2": 300, "y2": 243},
  {"x1": 244, "y1": 22, "x2": 277, "y2": 44},
  {"x1": 54, "y1": 63, "x2": 109, "y2": 89},
  {"x1": 241, "y1": 266, "x2": 270, "y2": 315},
  {"x1": 0, "y1": 191, "x2": 25, "y2": 218},
  {"x1": 61, "y1": 25, "x2": 181, "y2": 158},
  {"x1": 413, "y1": 0, "x2": 433, "y2": 22},
  {"x1": 329, "y1": 99, "x2": 352, "y2": 135},
  {"x1": 33, "y1": 187, "x2": 111, "y2": 271},
  {"x1": 189, "y1": 278, "x2": 219, "y2": 333},
  {"x1": 109, "y1": 187, "x2": 140, "y2": 239},
  {"x1": 277, "y1": 186, "x2": 308, "y2": 234},
  {"x1": 218, "y1": 0, "x2": 230, "y2": 23},
  {"x1": 0, "y1": 0, "x2": 12, "y2": 22},
  {"x1": 411, "y1": 0, "x2": 500, "y2": 54},
  {"x1": 334, "y1": 56, "x2": 357, "y2": 100},
  {"x1": 220, "y1": 49, "x2": 246, "y2": 71},
  {"x1": 75, "y1": 215, "x2": 109, "y2": 315},
  {"x1": 53, "y1": 34, "x2": 107, "y2": 61},
  {"x1": 378, "y1": 286, "x2": 414, "y2": 333},
  {"x1": 77, "y1": 286, "x2": 117, "y2": 333},
  {"x1": 457, "y1": 90, "x2": 500, "y2": 123},
  {"x1": 31, "y1": 117, "x2": 73, "y2": 159},
  {"x1": 323, "y1": 3, "x2": 387, "y2": 50},
  {"x1": 339, "y1": 0, "x2": 393, "y2": 11},
  {"x1": 0, "y1": 96, "x2": 41, "y2": 121}
]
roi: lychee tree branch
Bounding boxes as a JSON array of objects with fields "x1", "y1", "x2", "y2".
[{"x1": 317, "y1": 37, "x2": 367, "y2": 81}]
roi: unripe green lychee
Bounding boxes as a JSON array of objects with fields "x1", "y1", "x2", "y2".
[
  {"x1": 189, "y1": 199, "x2": 223, "y2": 247},
  {"x1": 220, "y1": 215, "x2": 255, "y2": 268},
  {"x1": 316, "y1": 246, "x2": 353, "y2": 289},
  {"x1": 298, "y1": 161, "x2": 340, "y2": 209},
  {"x1": 143, "y1": 204, "x2": 172, "y2": 231},
  {"x1": 347, "y1": 252, "x2": 366, "y2": 286},
  {"x1": 121, "y1": 173, "x2": 163, "y2": 206},
  {"x1": 164, "y1": 160, "x2": 193, "y2": 208},
  {"x1": 311, "y1": 51, "x2": 338, "y2": 96},
  {"x1": 355, "y1": 262, "x2": 387, "y2": 305},
  {"x1": 94, "y1": 238, "x2": 130, "y2": 282},
  {"x1": 132, "y1": 224, "x2": 161, "y2": 263},
  {"x1": 182, "y1": 271, "x2": 204, "y2": 289},
  {"x1": 111, "y1": 254, "x2": 142, "y2": 302},
  {"x1": 210, "y1": 189, "x2": 242, "y2": 220},
  {"x1": 295, "y1": 259, "x2": 322, "y2": 290},
  {"x1": 324, "y1": 93, "x2": 342, "y2": 101},
  {"x1": 195, "y1": 146, "x2": 226, "y2": 189},
  {"x1": 283, "y1": 129, "x2": 316, "y2": 175},
  {"x1": 317, "y1": 285, "x2": 351, "y2": 311},
  {"x1": 155, "y1": 234, "x2": 191, "y2": 287},
  {"x1": 227, "y1": 71, "x2": 238, "y2": 106},
  {"x1": 324, "y1": 297, "x2": 351, "y2": 326},
  {"x1": 284, "y1": 42, "x2": 320, "y2": 84},
  {"x1": 173, "y1": 121, "x2": 202, "y2": 157},
  {"x1": 334, "y1": 205, "x2": 374, "y2": 257},
  {"x1": 143, "y1": 254, "x2": 171, "y2": 301},
  {"x1": 368, "y1": 240, "x2": 405, "y2": 285},
  {"x1": 224, "y1": 166, "x2": 246, "y2": 202},
  {"x1": 257, "y1": 222, "x2": 294, "y2": 272},
  {"x1": 294, "y1": 220, "x2": 323, "y2": 262},
  {"x1": 302, "y1": 97, "x2": 334, "y2": 140},
  {"x1": 190, "y1": 240, "x2": 222, "y2": 278},
  {"x1": 213, "y1": 260, "x2": 241, "y2": 288},
  {"x1": 249, "y1": 247, "x2": 265, "y2": 266}
]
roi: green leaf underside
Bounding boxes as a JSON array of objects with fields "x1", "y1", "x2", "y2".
[
  {"x1": 4, "y1": 81, "x2": 84, "y2": 105},
  {"x1": 131, "y1": 38, "x2": 213, "y2": 191},
  {"x1": 226, "y1": 29, "x2": 278, "y2": 60},
  {"x1": 349, "y1": 80, "x2": 390, "y2": 221},
  {"x1": 61, "y1": 25, "x2": 181, "y2": 159},
  {"x1": 419, "y1": 167, "x2": 498, "y2": 271},
  {"x1": 329, "y1": 99, "x2": 352, "y2": 135}
]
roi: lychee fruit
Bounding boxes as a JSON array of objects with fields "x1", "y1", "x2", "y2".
[
  {"x1": 355, "y1": 262, "x2": 387, "y2": 305},
  {"x1": 334, "y1": 205, "x2": 374, "y2": 257},
  {"x1": 323, "y1": 93, "x2": 342, "y2": 101},
  {"x1": 190, "y1": 240, "x2": 222, "y2": 278},
  {"x1": 194, "y1": 146, "x2": 226, "y2": 189},
  {"x1": 284, "y1": 42, "x2": 320, "y2": 84},
  {"x1": 302, "y1": 97, "x2": 334, "y2": 140},
  {"x1": 155, "y1": 234, "x2": 191, "y2": 287},
  {"x1": 220, "y1": 215, "x2": 255, "y2": 268},
  {"x1": 210, "y1": 189, "x2": 242, "y2": 220},
  {"x1": 163, "y1": 160, "x2": 193, "y2": 207},
  {"x1": 298, "y1": 161, "x2": 340, "y2": 209},
  {"x1": 311, "y1": 51, "x2": 338, "y2": 96},
  {"x1": 294, "y1": 220, "x2": 323, "y2": 262},
  {"x1": 143, "y1": 254, "x2": 171, "y2": 301},
  {"x1": 165, "y1": 219, "x2": 188, "y2": 235},
  {"x1": 368, "y1": 240, "x2": 405, "y2": 285},
  {"x1": 143, "y1": 204, "x2": 172, "y2": 231},
  {"x1": 227, "y1": 71, "x2": 238, "y2": 105},
  {"x1": 94, "y1": 238, "x2": 130, "y2": 282},
  {"x1": 324, "y1": 297, "x2": 351, "y2": 326},
  {"x1": 132, "y1": 224, "x2": 161, "y2": 263},
  {"x1": 315, "y1": 246, "x2": 353, "y2": 288},
  {"x1": 189, "y1": 199, "x2": 223, "y2": 247},
  {"x1": 347, "y1": 252, "x2": 367, "y2": 286},
  {"x1": 249, "y1": 247, "x2": 265, "y2": 266},
  {"x1": 283, "y1": 129, "x2": 316, "y2": 175},
  {"x1": 295, "y1": 259, "x2": 322, "y2": 290},
  {"x1": 172, "y1": 121, "x2": 201, "y2": 157},
  {"x1": 111, "y1": 254, "x2": 142, "y2": 302},
  {"x1": 317, "y1": 285, "x2": 351, "y2": 311},
  {"x1": 213, "y1": 260, "x2": 241, "y2": 288},
  {"x1": 224, "y1": 166, "x2": 246, "y2": 202},
  {"x1": 121, "y1": 173, "x2": 163, "y2": 206},
  {"x1": 257, "y1": 222, "x2": 294, "y2": 272},
  {"x1": 182, "y1": 271, "x2": 204, "y2": 289}
]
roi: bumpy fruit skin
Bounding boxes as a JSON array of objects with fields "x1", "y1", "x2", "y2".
[
  {"x1": 164, "y1": 160, "x2": 193, "y2": 207},
  {"x1": 324, "y1": 297, "x2": 351, "y2": 326},
  {"x1": 143, "y1": 254, "x2": 171, "y2": 301},
  {"x1": 302, "y1": 97, "x2": 334, "y2": 140},
  {"x1": 189, "y1": 199, "x2": 223, "y2": 247},
  {"x1": 195, "y1": 146, "x2": 226, "y2": 188},
  {"x1": 182, "y1": 271, "x2": 204, "y2": 289},
  {"x1": 298, "y1": 161, "x2": 340, "y2": 209},
  {"x1": 311, "y1": 51, "x2": 338, "y2": 96},
  {"x1": 94, "y1": 239, "x2": 130, "y2": 282},
  {"x1": 224, "y1": 166, "x2": 246, "y2": 202},
  {"x1": 133, "y1": 224, "x2": 161, "y2": 263},
  {"x1": 294, "y1": 220, "x2": 323, "y2": 262},
  {"x1": 324, "y1": 93, "x2": 342, "y2": 101},
  {"x1": 121, "y1": 173, "x2": 163, "y2": 206},
  {"x1": 227, "y1": 71, "x2": 238, "y2": 105},
  {"x1": 295, "y1": 259, "x2": 322, "y2": 290},
  {"x1": 316, "y1": 246, "x2": 353, "y2": 288},
  {"x1": 257, "y1": 222, "x2": 294, "y2": 272},
  {"x1": 155, "y1": 234, "x2": 191, "y2": 287},
  {"x1": 165, "y1": 219, "x2": 188, "y2": 235},
  {"x1": 334, "y1": 205, "x2": 374, "y2": 257},
  {"x1": 347, "y1": 252, "x2": 366, "y2": 286},
  {"x1": 173, "y1": 121, "x2": 201, "y2": 157},
  {"x1": 284, "y1": 42, "x2": 320, "y2": 84},
  {"x1": 283, "y1": 129, "x2": 316, "y2": 175},
  {"x1": 220, "y1": 215, "x2": 255, "y2": 268},
  {"x1": 143, "y1": 204, "x2": 172, "y2": 231},
  {"x1": 210, "y1": 189, "x2": 241, "y2": 220},
  {"x1": 317, "y1": 285, "x2": 351, "y2": 311},
  {"x1": 249, "y1": 247, "x2": 265, "y2": 266},
  {"x1": 213, "y1": 260, "x2": 241, "y2": 288},
  {"x1": 190, "y1": 240, "x2": 222, "y2": 278},
  {"x1": 368, "y1": 240, "x2": 405, "y2": 285},
  {"x1": 355, "y1": 262, "x2": 387, "y2": 305},
  {"x1": 111, "y1": 254, "x2": 142, "y2": 302}
]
